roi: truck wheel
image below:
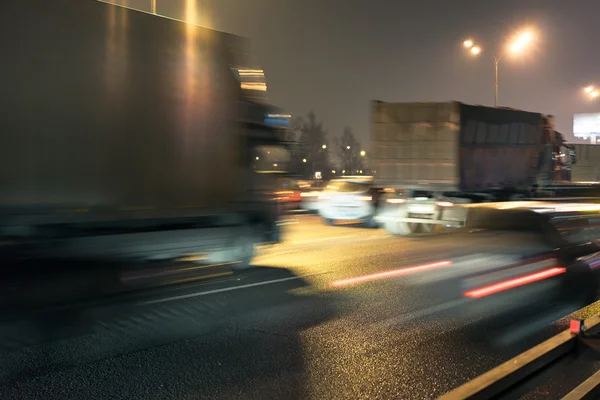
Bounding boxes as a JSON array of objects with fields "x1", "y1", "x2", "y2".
[{"x1": 230, "y1": 228, "x2": 256, "y2": 271}]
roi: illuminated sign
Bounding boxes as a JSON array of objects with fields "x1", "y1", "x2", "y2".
[
  {"x1": 574, "y1": 113, "x2": 600, "y2": 139},
  {"x1": 264, "y1": 113, "x2": 291, "y2": 128}
]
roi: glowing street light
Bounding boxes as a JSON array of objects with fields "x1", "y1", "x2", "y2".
[
  {"x1": 322, "y1": 144, "x2": 327, "y2": 149},
  {"x1": 332, "y1": 170, "x2": 336, "y2": 174},
  {"x1": 360, "y1": 150, "x2": 366, "y2": 156},
  {"x1": 255, "y1": 156, "x2": 259, "y2": 160},
  {"x1": 346, "y1": 146, "x2": 351, "y2": 150},
  {"x1": 584, "y1": 85, "x2": 599, "y2": 99},
  {"x1": 302, "y1": 158, "x2": 307, "y2": 163},
  {"x1": 462, "y1": 28, "x2": 536, "y2": 106}
]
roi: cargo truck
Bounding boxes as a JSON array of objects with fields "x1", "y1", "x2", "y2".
[
  {"x1": 0, "y1": 1, "x2": 289, "y2": 272},
  {"x1": 371, "y1": 101, "x2": 577, "y2": 235},
  {"x1": 570, "y1": 144, "x2": 600, "y2": 182}
]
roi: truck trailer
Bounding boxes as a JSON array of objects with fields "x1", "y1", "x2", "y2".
[
  {"x1": 371, "y1": 101, "x2": 575, "y2": 235},
  {"x1": 0, "y1": 0, "x2": 289, "y2": 273}
]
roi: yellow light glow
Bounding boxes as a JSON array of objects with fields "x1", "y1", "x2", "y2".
[
  {"x1": 463, "y1": 39, "x2": 473, "y2": 48},
  {"x1": 585, "y1": 86, "x2": 595, "y2": 93},
  {"x1": 517, "y1": 31, "x2": 534, "y2": 44},
  {"x1": 241, "y1": 82, "x2": 268, "y2": 91},
  {"x1": 509, "y1": 30, "x2": 534, "y2": 53},
  {"x1": 360, "y1": 150, "x2": 366, "y2": 156},
  {"x1": 470, "y1": 46, "x2": 481, "y2": 55},
  {"x1": 592, "y1": 91, "x2": 599, "y2": 98}
]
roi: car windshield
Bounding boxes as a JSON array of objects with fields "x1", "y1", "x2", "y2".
[{"x1": 325, "y1": 181, "x2": 370, "y2": 193}]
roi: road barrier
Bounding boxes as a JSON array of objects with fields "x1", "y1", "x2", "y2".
[{"x1": 440, "y1": 312, "x2": 600, "y2": 399}]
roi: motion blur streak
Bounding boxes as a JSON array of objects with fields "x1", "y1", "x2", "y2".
[
  {"x1": 329, "y1": 260, "x2": 452, "y2": 288},
  {"x1": 464, "y1": 267, "x2": 567, "y2": 299}
]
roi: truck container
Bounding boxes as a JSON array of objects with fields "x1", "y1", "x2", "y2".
[
  {"x1": 570, "y1": 144, "x2": 600, "y2": 182},
  {"x1": 371, "y1": 101, "x2": 574, "y2": 235},
  {"x1": 0, "y1": 0, "x2": 288, "y2": 276}
]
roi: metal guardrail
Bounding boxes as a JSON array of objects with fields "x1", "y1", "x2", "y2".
[{"x1": 440, "y1": 313, "x2": 600, "y2": 400}]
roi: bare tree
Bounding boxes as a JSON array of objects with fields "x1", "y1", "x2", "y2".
[
  {"x1": 290, "y1": 111, "x2": 330, "y2": 179},
  {"x1": 334, "y1": 127, "x2": 364, "y2": 175}
]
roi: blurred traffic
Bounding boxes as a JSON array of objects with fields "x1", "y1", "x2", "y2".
[{"x1": 3, "y1": 1, "x2": 600, "y2": 399}]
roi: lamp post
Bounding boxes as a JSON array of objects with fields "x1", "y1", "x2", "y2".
[{"x1": 463, "y1": 30, "x2": 535, "y2": 107}]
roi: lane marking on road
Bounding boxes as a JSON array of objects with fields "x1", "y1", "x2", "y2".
[{"x1": 138, "y1": 271, "x2": 332, "y2": 305}]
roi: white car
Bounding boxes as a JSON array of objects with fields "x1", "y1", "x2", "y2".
[
  {"x1": 299, "y1": 181, "x2": 327, "y2": 212},
  {"x1": 317, "y1": 178, "x2": 378, "y2": 227}
]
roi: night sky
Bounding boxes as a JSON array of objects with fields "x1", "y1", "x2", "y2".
[{"x1": 117, "y1": 0, "x2": 600, "y2": 146}]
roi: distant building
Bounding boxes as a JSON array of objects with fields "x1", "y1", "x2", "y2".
[{"x1": 574, "y1": 113, "x2": 600, "y2": 144}]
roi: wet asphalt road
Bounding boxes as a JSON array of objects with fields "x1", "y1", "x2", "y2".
[{"x1": 0, "y1": 214, "x2": 599, "y2": 399}]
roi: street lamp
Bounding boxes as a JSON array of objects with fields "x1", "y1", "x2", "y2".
[
  {"x1": 360, "y1": 150, "x2": 366, "y2": 157},
  {"x1": 322, "y1": 144, "x2": 327, "y2": 149},
  {"x1": 346, "y1": 146, "x2": 351, "y2": 150},
  {"x1": 584, "y1": 85, "x2": 599, "y2": 99},
  {"x1": 302, "y1": 158, "x2": 307, "y2": 163},
  {"x1": 463, "y1": 29, "x2": 535, "y2": 106}
]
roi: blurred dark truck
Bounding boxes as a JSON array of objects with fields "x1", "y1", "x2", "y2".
[
  {"x1": 371, "y1": 101, "x2": 592, "y2": 235},
  {"x1": 0, "y1": 1, "x2": 289, "y2": 271}
]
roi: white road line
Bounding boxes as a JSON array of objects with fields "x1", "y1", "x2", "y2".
[{"x1": 139, "y1": 271, "x2": 331, "y2": 305}]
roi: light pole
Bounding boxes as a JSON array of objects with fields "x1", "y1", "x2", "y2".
[{"x1": 463, "y1": 30, "x2": 534, "y2": 107}]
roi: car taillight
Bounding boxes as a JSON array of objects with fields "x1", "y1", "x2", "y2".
[
  {"x1": 386, "y1": 198, "x2": 406, "y2": 204},
  {"x1": 359, "y1": 196, "x2": 372, "y2": 201},
  {"x1": 435, "y1": 201, "x2": 454, "y2": 207}
]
